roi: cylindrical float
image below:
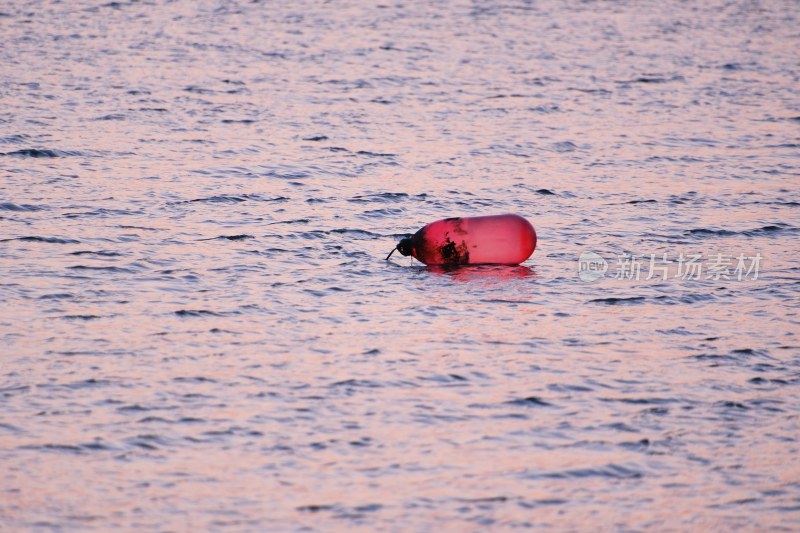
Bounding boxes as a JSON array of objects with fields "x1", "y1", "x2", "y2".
[{"x1": 387, "y1": 214, "x2": 537, "y2": 266}]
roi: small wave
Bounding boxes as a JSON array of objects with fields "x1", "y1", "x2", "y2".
[
  {"x1": 0, "y1": 134, "x2": 32, "y2": 144},
  {"x1": 753, "y1": 200, "x2": 799, "y2": 207},
  {"x1": 38, "y1": 293, "x2": 74, "y2": 299},
  {"x1": 626, "y1": 199, "x2": 657, "y2": 204},
  {"x1": 303, "y1": 135, "x2": 328, "y2": 141},
  {"x1": 124, "y1": 434, "x2": 171, "y2": 450},
  {"x1": 686, "y1": 223, "x2": 794, "y2": 237},
  {"x1": 589, "y1": 296, "x2": 645, "y2": 305},
  {"x1": 0, "y1": 385, "x2": 30, "y2": 397},
  {"x1": 26, "y1": 439, "x2": 114, "y2": 453},
  {"x1": 173, "y1": 376, "x2": 217, "y2": 383},
  {"x1": 184, "y1": 85, "x2": 215, "y2": 94},
  {"x1": 117, "y1": 225, "x2": 161, "y2": 231},
  {"x1": 67, "y1": 265, "x2": 134, "y2": 273},
  {"x1": 547, "y1": 383, "x2": 592, "y2": 392},
  {"x1": 691, "y1": 353, "x2": 733, "y2": 362},
  {"x1": 330, "y1": 379, "x2": 382, "y2": 388},
  {"x1": 749, "y1": 377, "x2": 790, "y2": 386},
  {"x1": 62, "y1": 314, "x2": 102, "y2": 320},
  {"x1": 550, "y1": 141, "x2": 578, "y2": 152},
  {"x1": 518, "y1": 498, "x2": 569, "y2": 509},
  {"x1": 266, "y1": 219, "x2": 309, "y2": 225},
  {"x1": 75, "y1": 442, "x2": 110, "y2": 453},
  {"x1": 349, "y1": 192, "x2": 426, "y2": 203},
  {"x1": 652, "y1": 293, "x2": 715, "y2": 305},
  {"x1": 70, "y1": 250, "x2": 122, "y2": 256},
  {"x1": 19, "y1": 443, "x2": 85, "y2": 454},
  {"x1": 297, "y1": 505, "x2": 336, "y2": 513},
  {"x1": 600, "y1": 397, "x2": 675, "y2": 405},
  {"x1": 765, "y1": 143, "x2": 800, "y2": 149},
  {"x1": 730, "y1": 348, "x2": 774, "y2": 358},
  {"x1": 174, "y1": 309, "x2": 225, "y2": 317},
  {"x1": 715, "y1": 400, "x2": 749, "y2": 411},
  {"x1": 527, "y1": 463, "x2": 643, "y2": 480},
  {"x1": 198, "y1": 234, "x2": 254, "y2": 241},
  {"x1": 621, "y1": 75, "x2": 684, "y2": 84},
  {"x1": 138, "y1": 416, "x2": 171, "y2": 423},
  {"x1": 618, "y1": 439, "x2": 652, "y2": 451},
  {"x1": 0, "y1": 201, "x2": 43, "y2": 211},
  {"x1": 644, "y1": 153, "x2": 707, "y2": 163},
  {"x1": 684, "y1": 227, "x2": 736, "y2": 237},
  {"x1": 328, "y1": 228, "x2": 383, "y2": 237},
  {"x1": 511, "y1": 184, "x2": 558, "y2": 196},
  {"x1": 691, "y1": 348, "x2": 773, "y2": 363},
  {"x1": 419, "y1": 373, "x2": 468, "y2": 384},
  {"x1": 63, "y1": 208, "x2": 142, "y2": 218},
  {"x1": 667, "y1": 192, "x2": 699, "y2": 204},
  {"x1": 259, "y1": 168, "x2": 310, "y2": 180},
  {"x1": 485, "y1": 93, "x2": 532, "y2": 100},
  {"x1": 0, "y1": 202, "x2": 44, "y2": 211},
  {"x1": 455, "y1": 496, "x2": 509, "y2": 504},
  {"x1": 117, "y1": 404, "x2": 154, "y2": 413},
  {"x1": 505, "y1": 396, "x2": 554, "y2": 407},
  {"x1": 359, "y1": 207, "x2": 404, "y2": 218},
  {"x1": 1, "y1": 148, "x2": 82, "y2": 157},
  {"x1": 527, "y1": 105, "x2": 561, "y2": 113},
  {"x1": 356, "y1": 150, "x2": 395, "y2": 157},
  {"x1": 66, "y1": 378, "x2": 114, "y2": 389},
  {"x1": 0, "y1": 236, "x2": 80, "y2": 244},
  {"x1": 93, "y1": 114, "x2": 126, "y2": 121},
  {"x1": 178, "y1": 417, "x2": 206, "y2": 423},
  {"x1": 743, "y1": 224, "x2": 795, "y2": 236},
  {"x1": 656, "y1": 327, "x2": 694, "y2": 335},
  {"x1": 169, "y1": 194, "x2": 288, "y2": 205},
  {"x1": 0, "y1": 423, "x2": 22, "y2": 434},
  {"x1": 568, "y1": 87, "x2": 612, "y2": 95}
]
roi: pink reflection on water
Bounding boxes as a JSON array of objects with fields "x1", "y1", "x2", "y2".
[{"x1": 425, "y1": 264, "x2": 537, "y2": 283}]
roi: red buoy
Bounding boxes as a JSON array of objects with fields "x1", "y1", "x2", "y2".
[{"x1": 386, "y1": 214, "x2": 537, "y2": 266}]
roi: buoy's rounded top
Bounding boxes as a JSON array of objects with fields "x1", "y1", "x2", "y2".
[{"x1": 396, "y1": 237, "x2": 413, "y2": 256}]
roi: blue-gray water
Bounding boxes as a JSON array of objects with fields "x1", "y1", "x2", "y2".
[{"x1": 1, "y1": 0, "x2": 799, "y2": 531}]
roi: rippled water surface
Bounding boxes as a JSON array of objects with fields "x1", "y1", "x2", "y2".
[{"x1": 2, "y1": 0, "x2": 800, "y2": 530}]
